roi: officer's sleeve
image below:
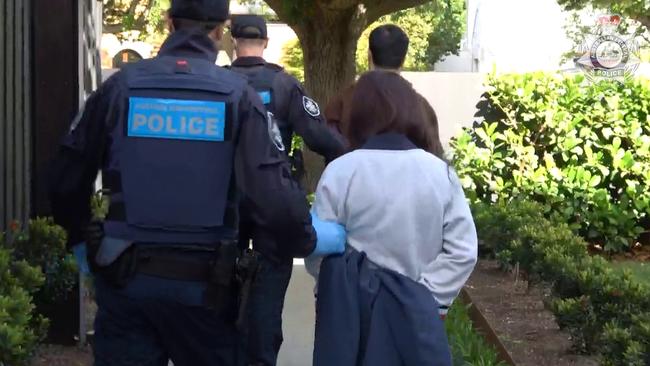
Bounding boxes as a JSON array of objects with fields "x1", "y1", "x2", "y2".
[
  {"x1": 234, "y1": 87, "x2": 317, "y2": 257},
  {"x1": 49, "y1": 77, "x2": 118, "y2": 247},
  {"x1": 282, "y1": 77, "x2": 346, "y2": 162}
]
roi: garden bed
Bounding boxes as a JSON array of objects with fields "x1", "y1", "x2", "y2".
[
  {"x1": 30, "y1": 345, "x2": 91, "y2": 366},
  {"x1": 466, "y1": 260, "x2": 599, "y2": 366}
]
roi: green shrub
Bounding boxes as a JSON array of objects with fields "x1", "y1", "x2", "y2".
[
  {"x1": 446, "y1": 302, "x2": 507, "y2": 366},
  {"x1": 473, "y1": 200, "x2": 650, "y2": 363},
  {"x1": 280, "y1": 38, "x2": 304, "y2": 82},
  {"x1": 0, "y1": 231, "x2": 47, "y2": 365},
  {"x1": 454, "y1": 73, "x2": 650, "y2": 252},
  {"x1": 8, "y1": 218, "x2": 78, "y2": 305},
  {"x1": 600, "y1": 314, "x2": 650, "y2": 366}
]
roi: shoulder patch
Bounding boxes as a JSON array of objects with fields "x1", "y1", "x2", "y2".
[
  {"x1": 267, "y1": 111, "x2": 285, "y2": 152},
  {"x1": 303, "y1": 96, "x2": 321, "y2": 117}
]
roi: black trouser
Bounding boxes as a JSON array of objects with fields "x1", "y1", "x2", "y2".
[
  {"x1": 242, "y1": 255, "x2": 293, "y2": 366},
  {"x1": 94, "y1": 268, "x2": 239, "y2": 366}
]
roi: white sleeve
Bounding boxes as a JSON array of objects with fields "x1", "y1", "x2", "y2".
[
  {"x1": 304, "y1": 161, "x2": 349, "y2": 280},
  {"x1": 312, "y1": 163, "x2": 348, "y2": 223},
  {"x1": 420, "y1": 170, "x2": 478, "y2": 314}
]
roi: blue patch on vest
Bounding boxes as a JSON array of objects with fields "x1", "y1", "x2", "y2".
[
  {"x1": 258, "y1": 91, "x2": 271, "y2": 105},
  {"x1": 127, "y1": 97, "x2": 226, "y2": 142}
]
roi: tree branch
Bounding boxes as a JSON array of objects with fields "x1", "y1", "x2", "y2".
[
  {"x1": 103, "y1": 23, "x2": 124, "y2": 34},
  {"x1": 319, "y1": 0, "x2": 359, "y2": 11},
  {"x1": 364, "y1": 0, "x2": 432, "y2": 23},
  {"x1": 263, "y1": 0, "x2": 291, "y2": 22}
]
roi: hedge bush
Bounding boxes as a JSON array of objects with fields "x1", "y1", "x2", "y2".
[
  {"x1": 9, "y1": 218, "x2": 78, "y2": 306},
  {"x1": 0, "y1": 230, "x2": 47, "y2": 365},
  {"x1": 453, "y1": 73, "x2": 650, "y2": 252},
  {"x1": 446, "y1": 302, "x2": 507, "y2": 366},
  {"x1": 473, "y1": 200, "x2": 650, "y2": 365}
]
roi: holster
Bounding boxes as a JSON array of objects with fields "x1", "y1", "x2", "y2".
[
  {"x1": 84, "y1": 220, "x2": 138, "y2": 288},
  {"x1": 235, "y1": 248, "x2": 260, "y2": 331},
  {"x1": 204, "y1": 240, "x2": 239, "y2": 313}
]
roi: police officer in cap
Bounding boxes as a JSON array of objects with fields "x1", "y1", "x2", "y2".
[
  {"x1": 227, "y1": 14, "x2": 346, "y2": 366},
  {"x1": 48, "y1": 1, "x2": 346, "y2": 365}
]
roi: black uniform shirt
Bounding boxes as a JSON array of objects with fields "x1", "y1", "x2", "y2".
[
  {"x1": 230, "y1": 57, "x2": 345, "y2": 162},
  {"x1": 49, "y1": 30, "x2": 317, "y2": 258}
]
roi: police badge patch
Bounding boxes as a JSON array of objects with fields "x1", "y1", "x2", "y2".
[
  {"x1": 302, "y1": 96, "x2": 321, "y2": 117},
  {"x1": 267, "y1": 112, "x2": 285, "y2": 152}
]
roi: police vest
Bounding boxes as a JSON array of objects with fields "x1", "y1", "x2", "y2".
[
  {"x1": 229, "y1": 63, "x2": 293, "y2": 151},
  {"x1": 103, "y1": 56, "x2": 246, "y2": 244}
]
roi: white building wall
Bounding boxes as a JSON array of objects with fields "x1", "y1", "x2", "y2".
[
  {"x1": 437, "y1": 0, "x2": 574, "y2": 73},
  {"x1": 402, "y1": 72, "x2": 485, "y2": 146}
]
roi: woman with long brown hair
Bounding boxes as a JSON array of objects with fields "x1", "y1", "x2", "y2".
[{"x1": 306, "y1": 71, "x2": 478, "y2": 366}]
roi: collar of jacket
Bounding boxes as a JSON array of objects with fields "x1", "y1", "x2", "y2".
[
  {"x1": 157, "y1": 30, "x2": 218, "y2": 63},
  {"x1": 231, "y1": 56, "x2": 266, "y2": 67},
  {"x1": 362, "y1": 133, "x2": 418, "y2": 151}
]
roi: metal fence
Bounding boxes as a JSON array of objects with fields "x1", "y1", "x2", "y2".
[{"x1": 1, "y1": 0, "x2": 32, "y2": 231}]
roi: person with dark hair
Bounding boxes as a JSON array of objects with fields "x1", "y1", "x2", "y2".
[
  {"x1": 368, "y1": 23, "x2": 410, "y2": 70},
  {"x1": 48, "y1": 1, "x2": 346, "y2": 365},
  {"x1": 226, "y1": 14, "x2": 346, "y2": 366},
  {"x1": 307, "y1": 71, "x2": 478, "y2": 365},
  {"x1": 325, "y1": 24, "x2": 436, "y2": 147}
]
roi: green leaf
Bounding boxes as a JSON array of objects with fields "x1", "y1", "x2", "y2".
[
  {"x1": 602, "y1": 127, "x2": 614, "y2": 140},
  {"x1": 589, "y1": 175, "x2": 602, "y2": 187},
  {"x1": 622, "y1": 151, "x2": 635, "y2": 169}
]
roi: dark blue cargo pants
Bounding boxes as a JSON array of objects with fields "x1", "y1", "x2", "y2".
[{"x1": 93, "y1": 272, "x2": 239, "y2": 366}]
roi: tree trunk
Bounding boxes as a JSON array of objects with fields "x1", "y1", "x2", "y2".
[
  {"x1": 293, "y1": 7, "x2": 366, "y2": 191},
  {"x1": 298, "y1": 9, "x2": 364, "y2": 105}
]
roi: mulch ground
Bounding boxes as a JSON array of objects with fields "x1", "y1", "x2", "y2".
[
  {"x1": 30, "y1": 344, "x2": 92, "y2": 366},
  {"x1": 466, "y1": 260, "x2": 600, "y2": 366}
]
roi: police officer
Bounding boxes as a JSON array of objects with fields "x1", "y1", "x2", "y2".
[
  {"x1": 227, "y1": 14, "x2": 346, "y2": 366},
  {"x1": 48, "y1": 1, "x2": 345, "y2": 365}
]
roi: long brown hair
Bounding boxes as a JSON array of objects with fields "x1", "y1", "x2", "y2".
[{"x1": 348, "y1": 71, "x2": 445, "y2": 159}]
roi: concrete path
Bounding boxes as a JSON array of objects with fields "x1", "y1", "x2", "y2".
[{"x1": 277, "y1": 263, "x2": 317, "y2": 366}]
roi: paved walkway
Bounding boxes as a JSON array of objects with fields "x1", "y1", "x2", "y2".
[{"x1": 277, "y1": 262, "x2": 316, "y2": 365}]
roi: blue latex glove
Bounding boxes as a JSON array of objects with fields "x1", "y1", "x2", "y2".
[
  {"x1": 72, "y1": 242, "x2": 91, "y2": 275},
  {"x1": 310, "y1": 211, "x2": 346, "y2": 256}
]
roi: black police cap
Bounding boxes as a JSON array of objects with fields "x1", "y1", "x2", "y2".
[
  {"x1": 231, "y1": 14, "x2": 268, "y2": 39},
  {"x1": 170, "y1": 0, "x2": 229, "y2": 22}
]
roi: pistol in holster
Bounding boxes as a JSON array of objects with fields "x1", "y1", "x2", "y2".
[{"x1": 235, "y1": 248, "x2": 260, "y2": 331}]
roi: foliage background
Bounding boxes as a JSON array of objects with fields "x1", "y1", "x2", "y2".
[
  {"x1": 281, "y1": 0, "x2": 465, "y2": 81},
  {"x1": 473, "y1": 200, "x2": 650, "y2": 365},
  {"x1": 452, "y1": 72, "x2": 650, "y2": 253},
  {"x1": 0, "y1": 231, "x2": 47, "y2": 365}
]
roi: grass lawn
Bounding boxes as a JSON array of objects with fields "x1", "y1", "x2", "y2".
[{"x1": 611, "y1": 261, "x2": 650, "y2": 285}]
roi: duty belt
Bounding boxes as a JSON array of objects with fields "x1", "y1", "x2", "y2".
[{"x1": 136, "y1": 252, "x2": 213, "y2": 282}]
